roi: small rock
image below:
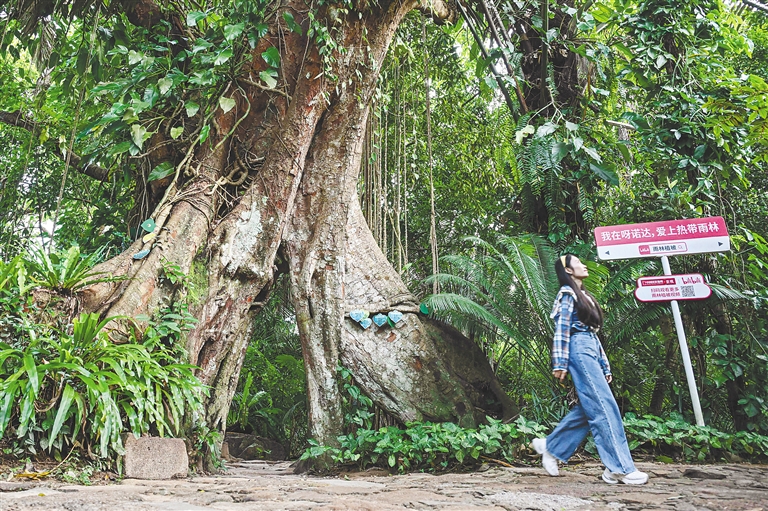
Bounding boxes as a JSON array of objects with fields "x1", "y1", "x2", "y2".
[
  {"x1": 682, "y1": 468, "x2": 726, "y2": 480},
  {"x1": 0, "y1": 481, "x2": 37, "y2": 492}
]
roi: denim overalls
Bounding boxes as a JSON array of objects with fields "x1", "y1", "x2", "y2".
[{"x1": 546, "y1": 287, "x2": 637, "y2": 475}]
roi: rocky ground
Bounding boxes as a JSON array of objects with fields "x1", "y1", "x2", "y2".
[{"x1": 1, "y1": 460, "x2": 767, "y2": 511}]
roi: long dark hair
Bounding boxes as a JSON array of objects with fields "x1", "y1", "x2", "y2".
[{"x1": 555, "y1": 254, "x2": 604, "y2": 329}]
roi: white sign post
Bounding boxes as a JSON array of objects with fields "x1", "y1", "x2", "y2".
[
  {"x1": 594, "y1": 217, "x2": 731, "y2": 427},
  {"x1": 660, "y1": 256, "x2": 706, "y2": 427}
]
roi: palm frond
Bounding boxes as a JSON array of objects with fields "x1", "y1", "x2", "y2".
[
  {"x1": 708, "y1": 283, "x2": 750, "y2": 300},
  {"x1": 599, "y1": 259, "x2": 657, "y2": 301},
  {"x1": 603, "y1": 295, "x2": 668, "y2": 348}
]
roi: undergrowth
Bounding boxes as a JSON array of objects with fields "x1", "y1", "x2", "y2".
[{"x1": 301, "y1": 378, "x2": 768, "y2": 473}]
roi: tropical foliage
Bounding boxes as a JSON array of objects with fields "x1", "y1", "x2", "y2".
[{"x1": 0, "y1": 251, "x2": 207, "y2": 464}]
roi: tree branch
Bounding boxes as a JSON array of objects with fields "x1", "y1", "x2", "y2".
[
  {"x1": 418, "y1": 0, "x2": 460, "y2": 24},
  {"x1": 0, "y1": 110, "x2": 110, "y2": 182}
]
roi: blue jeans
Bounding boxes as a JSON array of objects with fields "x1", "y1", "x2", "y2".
[{"x1": 546, "y1": 331, "x2": 636, "y2": 475}]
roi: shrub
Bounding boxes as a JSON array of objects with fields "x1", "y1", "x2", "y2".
[
  {"x1": 0, "y1": 312, "x2": 206, "y2": 461},
  {"x1": 0, "y1": 251, "x2": 207, "y2": 466}
]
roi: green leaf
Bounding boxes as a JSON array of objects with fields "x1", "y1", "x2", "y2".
[
  {"x1": 224, "y1": 22, "x2": 245, "y2": 42},
  {"x1": 18, "y1": 392, "x2": 34, "y2": 436},
  {"x1": 170, "y1": 126, "x2": 184, "y2": 139},
  {"x1": 107, "y1": 140, "x2": 132, "y2": 157},
  {"x1": 191, "y1": 38, "x2": 213, "y2": 54},
  {"x1": 565, "y1": 121, "x2": 579, "y2": 131},
  {"x1": 127, "y1": 50, "x2": 143, "y2": 65},
  {"x1": 76, "y1": 47, "x2": 90, "y2": 74},
  {"x1": 283, "y1": 12, "x2": 304, "y2": 36},
  {"x1": 262, "y1": 46, "x2": 281, "y2": 68},
  {"x1": 536, "y1": 122, "x2": 558, "y2": 137},
  {"x1": 259, "y1": 70, "x2": 277, "y2": 89},
  {"x1": 186, "y1": 11, "x2": 207, "y2": 27},
  {"x1": 617, "y1": 143, "x2": 632, "y2": 163},
  {"x1": 158, "y1": 78, "x2": 173, "y2": 95},
  {"x1": 148, "y1": 162, "x2": 175, "y2": 182},
  {"x1": 551, "y1": 142, "x2": 571, "y2": 163},
  {"x1": 0, "y1": 382, "x2": 19, "y2": 437},
  {"x1": 49, "y1": 384, "x2": 76, "y2": 448},
  {"x1": 131, "y1": 124, "x2": 148, "y2": 150},
  {"x1": 215, "y1": 48, "x2": 233, "y2": 66},
  {"x1": 589, "y1": 163, "x2": 619, "y2": 185},
  {"x1": 622, "y1": 112, "x2": 650, "y2": 130},
  {"x1": 185, "y1": 101, "x2": 200, "y2": 117},
  {"x1": 614, "y1": 42, "x2": 634, "y2": 61},
  {"x1": 583, "y1": 146, "x2": 602, "y2": 162},
  {"x1": 23, "y1": 353, "x2": 39, "y2": 395},
  {"x1": 219, "y1": 96, "x2": 236, "y2": 113},
  {"x1": 143, "y1": 85, "x2": 159, "y2": 107},
  {"x1": 199, "y1": 125, "x2": 210, "y2": 143}
]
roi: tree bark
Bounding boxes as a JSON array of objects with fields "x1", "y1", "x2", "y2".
[{"x1": 69, "y1": 0, "x2": 511, "y2": 468}]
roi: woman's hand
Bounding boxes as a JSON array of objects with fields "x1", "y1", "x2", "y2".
[
  {"x1": 553, "y1": 370, "x2": 567, "y2": 382},
  {"x1": 605, "y1": 374, "x2": 613, "y2": 384}
]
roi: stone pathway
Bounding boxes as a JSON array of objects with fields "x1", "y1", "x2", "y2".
[{"x1": 1, "y1": 460, "x2": 767, "y2": 510}]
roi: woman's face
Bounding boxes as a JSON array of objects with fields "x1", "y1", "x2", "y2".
[{"x1": 567, "y1": 256, "x2": 589, "y2": 281}]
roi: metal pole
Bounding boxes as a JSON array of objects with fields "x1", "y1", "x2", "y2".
[{"x1": 660, "y1": 256, "x2": 705, "y2": 426}]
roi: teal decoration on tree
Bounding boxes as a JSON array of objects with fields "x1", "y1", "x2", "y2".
[
  {"x1": 372, "y1": 314, "x2": 387, "y2": 327},
  {"x1": 140, "y1": 218, "x2": 156, "y2": 233},
  {"x1": 132, "y1": 249, "x2": 150, "y2": 260}
]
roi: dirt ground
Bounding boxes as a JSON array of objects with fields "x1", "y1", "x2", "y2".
[{"x1": 1, "y1": 460, "x2": 767, "y2": 511}]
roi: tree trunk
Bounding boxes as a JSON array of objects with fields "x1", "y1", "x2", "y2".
[
  {"x1": 649, "y1": 315, "x2": 678, "y2": 415},
  {"x1": 75, "y1": 0, "x2": 510, "y2": 468}
]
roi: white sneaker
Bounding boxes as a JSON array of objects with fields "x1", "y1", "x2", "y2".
[
  {"x1": 531, "y1": 438, "x2": 559, "y2": 476},
  {"x1": 602, "y1": 468, "x2": 649, "y2": 485}
]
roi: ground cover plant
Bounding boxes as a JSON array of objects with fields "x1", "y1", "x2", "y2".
[{"x1": 301, "y1": 414, "x2": 768, "y2": 473}]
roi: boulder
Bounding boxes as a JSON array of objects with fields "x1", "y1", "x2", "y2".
[{"x1": 123, "y1": 435, "x2": 188, "y2": 479}]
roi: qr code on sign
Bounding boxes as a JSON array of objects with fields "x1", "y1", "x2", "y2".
[{"x1": 680, "y1": 286, "x2": 695, "y2": 297}]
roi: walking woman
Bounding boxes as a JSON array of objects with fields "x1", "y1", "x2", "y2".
[{"x1": 532, "y1": 254, "x2": 648, "y2": 485}]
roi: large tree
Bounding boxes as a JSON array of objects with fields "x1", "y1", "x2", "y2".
[{"x1": 0, "y1": 0, "x2": 516, "y2": 464}]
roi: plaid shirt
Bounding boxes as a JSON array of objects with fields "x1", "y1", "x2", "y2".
[{"x1": 551, "y1": 286, "x2": 611, "y2": 376}]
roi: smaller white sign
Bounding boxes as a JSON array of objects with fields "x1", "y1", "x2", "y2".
[{"x1": 634, "y1": 274, "x2": 712, "y2": 302}]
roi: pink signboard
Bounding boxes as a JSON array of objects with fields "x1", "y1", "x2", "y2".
[
  {"x1": 634, "y1": 274, "x2": 712, "y2": 302},
  {"x1": 594, "y1": 217, "x2": 730, "y2": 260}
]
